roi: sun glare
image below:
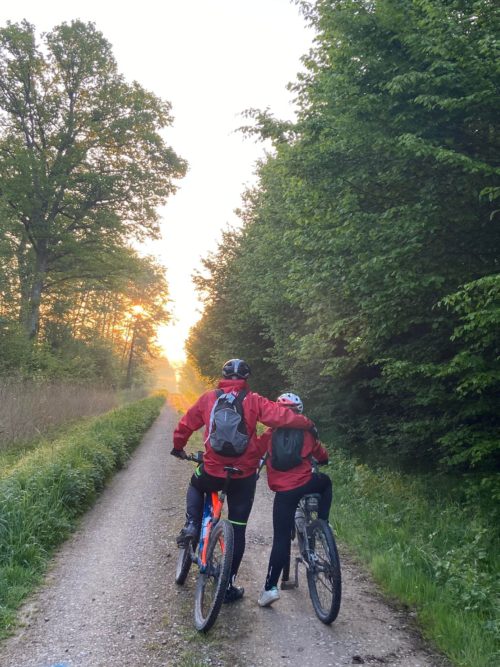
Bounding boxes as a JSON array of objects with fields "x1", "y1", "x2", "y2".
[
  {"x1": 131, "y1": 304, "x2": 145, "y2": 316},
  {"x1": 157, "y1": 321, "x2": 189, "y2": 365}
]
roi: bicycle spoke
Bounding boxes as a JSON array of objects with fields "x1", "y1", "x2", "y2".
[
  {"x1": 194, "y1": 519, "x2": 234, "y2": 632},
  {"x1": 200, "y1": 549, "x2": 222, "y2": 615}
]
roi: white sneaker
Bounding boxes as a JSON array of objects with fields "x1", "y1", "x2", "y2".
[{"x1": 258, "y1": 586, "x2": 280, "y2": 607}]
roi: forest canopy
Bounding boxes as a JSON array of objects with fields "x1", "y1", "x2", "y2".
[{"x1": 187, "y1": 0, "x2": 500, "y2": 476}]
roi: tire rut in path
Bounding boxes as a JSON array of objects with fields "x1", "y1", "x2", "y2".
[{"x1": 0, "y1": 405, "x2": 448, "y2": 667}]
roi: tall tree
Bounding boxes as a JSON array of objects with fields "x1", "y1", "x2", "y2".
[
  {"x1": 0, "y1": 20, "x2": 186, "y2": 339},
  {"x1": 190, "y1": 0, "x2": 500, "y2": 472},
  {"x1": 188, "y1": 225, "x2": 288, "y2": 396}
]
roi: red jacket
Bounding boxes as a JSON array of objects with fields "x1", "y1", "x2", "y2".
[
  {"x1": 172, "y1": 379, "x2": 314, "y2": 478},
  {"x1": 258, "y1": 427, "x2": 329, "y2": 492}
]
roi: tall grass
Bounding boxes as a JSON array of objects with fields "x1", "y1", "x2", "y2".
[
  {"x1": 0, "y1": 395, "x2": 164, "y2": 636},
  {"x1": 0, "y1": 378, "x2": 118, "y2": 448},
  {"x1": 328, "y1": 451, "x2": 499, "y2": 667}
]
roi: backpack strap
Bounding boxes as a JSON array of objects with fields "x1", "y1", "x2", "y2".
[
  {"x1": 233, "y1": 389, "x2": 248, "y2": 434},
  {"x1": 233, "y1": 389, "x2": 248, "y2": 411},
  {"x1": 205, "y1": 389, "x2": 225, "y2": 445}
]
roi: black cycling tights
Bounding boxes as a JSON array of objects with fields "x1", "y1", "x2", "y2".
[
  {"x1": 265, "y1": 472, "x2": 332, "y2": 591},
  {"x1": 186, "y1": 469, "x2": 257, "y2": 582}
]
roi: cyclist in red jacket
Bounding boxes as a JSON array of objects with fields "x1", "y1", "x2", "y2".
[
  {"x1": 256, "y1": 392, "x2": 332, "y2": 608},
  {"x1": 171, "y1": 360, "x2": 315, "y2": 603}
]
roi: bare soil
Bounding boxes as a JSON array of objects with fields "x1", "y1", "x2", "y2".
[{"x1": 0, "y1": 404, "x2": 450, "y2": 667}]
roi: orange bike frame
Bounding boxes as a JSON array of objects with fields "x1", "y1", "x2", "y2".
[{"x1": 200, "y1": 491, "x2": 225, "y2": 567}]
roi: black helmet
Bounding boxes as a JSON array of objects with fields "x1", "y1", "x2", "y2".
[{"x1": 222, "y1": 359, "x2": 251, "y2": 379}]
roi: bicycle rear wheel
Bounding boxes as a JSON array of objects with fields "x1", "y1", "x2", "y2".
[
  {"x1": 194, "y1": 519, "x2": 234, "y2": 632},
  {"x1": 175, "y1": 538, "x2": 195, "y2": 585},
  {"x1": 306, "y1": 519, "x2": 341, "y2": 624}
]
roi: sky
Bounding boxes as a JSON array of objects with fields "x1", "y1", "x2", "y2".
[{"x1": 0, "y1": 1, "x2": 314, "y2": 364}]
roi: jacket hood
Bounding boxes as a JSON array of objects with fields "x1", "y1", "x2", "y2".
[{"x1": 217, "y1": 378, "x2": 249, "y2": 393}]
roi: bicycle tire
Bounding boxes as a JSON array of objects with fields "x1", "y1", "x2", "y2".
[
  {"x1": 175, "y1": 538, "x2": 195, "y2": 585},
  {"x1": 194, "y1": 519, "x2": 234, "y2": 632},
  {"x1": 306, "y1": 519, "x2": 341, "y2": 624}
]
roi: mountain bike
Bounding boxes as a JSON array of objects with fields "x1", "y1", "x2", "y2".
[
  {"x1": 175, "y1": 452, "x2": 241, "y2": 632},
  {"x1": 281, "y1": 466, "x2": 342, "y2": 624}
]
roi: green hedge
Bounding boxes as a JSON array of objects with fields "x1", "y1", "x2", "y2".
[
  {"x1": 328, "y1": 450, "x2": 499, "y2": 667},
  {"x1": 0, "y1": 395, "x2": 164, "y2": 635}
]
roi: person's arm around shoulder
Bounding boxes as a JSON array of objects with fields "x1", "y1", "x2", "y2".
[
  {"x1": 254, "y1": 393, "x2": 314, "y2": 430},
  {"x1": 171, "y1": 393, "x2": 208, "y2": 457}
]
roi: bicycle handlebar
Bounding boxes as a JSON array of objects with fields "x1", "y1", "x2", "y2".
[
  {"x1": 185, "y1": 451, "x2": 204, "y2": 464},
  {"x1": 183, "y1": 452, "x2": 243, "y2": 478}
]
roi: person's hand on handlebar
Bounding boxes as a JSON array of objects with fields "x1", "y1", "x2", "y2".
[{"x1": 170, "y1": 447, "x2": 188, "y2": 460}]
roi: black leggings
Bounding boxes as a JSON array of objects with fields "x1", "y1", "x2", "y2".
[
  {"x1": 186, "y1": 468, "x2": 257, "y2": 581},
  {"x1": 265, "y1": 473, "x2": 332, "y2": 590}
]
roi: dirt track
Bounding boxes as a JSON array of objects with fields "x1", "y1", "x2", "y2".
[{"x1": 0, "y1": 404, "x2": 449, "y2": 667}]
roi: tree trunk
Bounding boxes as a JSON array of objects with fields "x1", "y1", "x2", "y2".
[
  {"x1": 16, "y1": 236, "x2": 32, "y2": 328},
  {"x1": 26, "y1": 249, "x2": 48, "y2": 340},
  {"x1": 125, "y1": 325, "x2": 137, "y2": 388}
]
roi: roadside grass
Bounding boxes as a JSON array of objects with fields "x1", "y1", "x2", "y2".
[
  {"x1": 327, "y1": 450, "x2": 499, "y2": 667},
  {"x1": 0, "y1": 394, "x2": 164, "y2": 638}
]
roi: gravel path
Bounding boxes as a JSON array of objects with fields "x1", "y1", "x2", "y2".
[{"x1": 0, "y1": 404, "x2": 449, "y2": 667}]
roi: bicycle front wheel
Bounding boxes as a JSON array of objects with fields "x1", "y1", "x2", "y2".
[
  {"x1": 175, "y1": 538, "x2": 195, "y2": 585},
  {"x1": 306, "y1": 519, "x2": 341, "y2": 624},
  {"x1": 194, "y1": 519, "x2": 234, "y2": 632}
]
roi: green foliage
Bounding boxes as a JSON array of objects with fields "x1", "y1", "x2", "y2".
[
  {"x1": 0, "y1": 320, "x2": 31, "y2": 373},
  {"x1": 0, "y1": 321, "x2": 121, "y2": 385},
  {"x1": 0, "y1": 394, "x2": 164, "y2": 635},
  {"x1": 329, "y1": 450, "x2": 500, "y2": 667},
  {"x1": 432, "y1": 275, "x2": 500, "y2": 469},
  {"x1": 0, "y1": 19, "x2": 184, "y2": 385},
  {"x1": 187, "y1": 225, "x2": 288, "y2": 397},
  {"x1": 188, "y1": 0, "x2": 500, "y2": 473}
]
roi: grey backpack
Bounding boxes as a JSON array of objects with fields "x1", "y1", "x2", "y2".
[{"x1": 207, "y1": 389, "x2": 249, "y2": 457}]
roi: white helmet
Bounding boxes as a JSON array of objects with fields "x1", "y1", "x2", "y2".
[{"x1": 277, "y1": 392, "x2": 303, "y2": 413}]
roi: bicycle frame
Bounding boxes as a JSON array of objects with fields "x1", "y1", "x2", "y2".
[
  {"x1": 175, "y1": 454, "x2": 244, "y2": 632},
  {"x1": 181, "y1": 454, "x2": 236, "y2": 571},
  {"x1": 282, "y1": 493, "x2": 320, "y2": 588},
  {"x1": 199, "y1": 489, "x2": 226, "y2": 570}
]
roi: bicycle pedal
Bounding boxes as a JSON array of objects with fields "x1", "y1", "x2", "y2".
[{"x1": 280, "y1": 580, "x2": 298, "y2": 590}]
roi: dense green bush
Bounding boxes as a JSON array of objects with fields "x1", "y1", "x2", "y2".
[
  {"x1": 329, "y1": 448, "x2": 500, "y2": 667},
  {"x1": 0, "y1": 395, "x2": 164, "y2": 635}
]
